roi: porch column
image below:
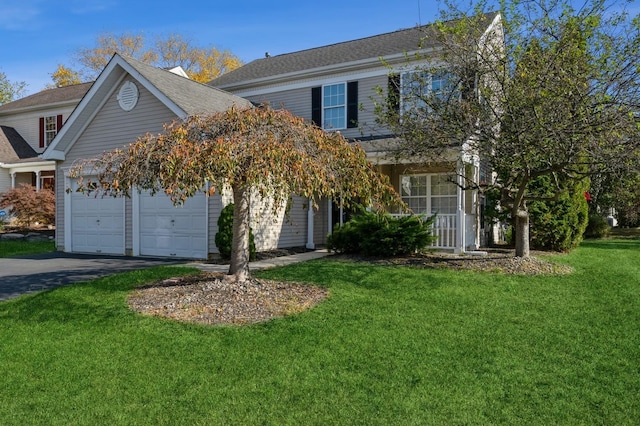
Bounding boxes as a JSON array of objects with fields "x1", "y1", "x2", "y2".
[
  {"x1": 35, "y1": 170, "x2": 41, "y2": 190},
  {"x1": 327, "y1": 197, "x2": 333, "y2": 235},
  {"x1": 455, "y1": 160, "x2": 465, "y2": 254},
  {"x1": 306, "y1": 197, "x2": 315, "y2": 250},
  {"x1": 10, "y1": 172, "x2": 16, "y2": 188}
]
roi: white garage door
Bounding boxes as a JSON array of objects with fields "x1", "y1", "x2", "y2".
[
  {"x1": 138, "y1": 192, "x2": 207, "y2": 258},
  {"x1": 70, "y1": 190, "x2": 125, "y2": 255}
]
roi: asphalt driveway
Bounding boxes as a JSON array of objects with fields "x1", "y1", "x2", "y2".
[{"x1": 0, "y1": 252, "x2": 186, "y2": 301}]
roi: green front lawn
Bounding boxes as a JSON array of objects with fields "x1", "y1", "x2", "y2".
[
  {"x1": 0, "y1": 240, "x2": 638, "y2": 424},
  {"x1": 0, "y1": 239, "x2": 55, "y2": 257}
]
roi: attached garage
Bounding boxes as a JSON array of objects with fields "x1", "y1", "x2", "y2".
[
  {"x1": 134, "y1": 191, "x2": 208, "y2": 259},
  {"x1": 67, "y1": 185, "x2": 125, "y2": 255}
]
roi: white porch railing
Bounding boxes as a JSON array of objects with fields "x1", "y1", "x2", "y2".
[
  {"x1": 429, "y1": 214, "x2": 457, "y2": 249},
  {"x1": 390, "y1": 213, "x2": 458, "y2": 249}
]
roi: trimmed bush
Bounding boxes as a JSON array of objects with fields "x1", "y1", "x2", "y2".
[
  {"x1": 327, "y1": 208, "x2": 436, "y2": 257},
  {"x1": 214, "y1": 203, "x2": 256, "y2": 260},
  {"x1": 527, "y1": 176, "x2": 589, "y2": 252},
  {"x1": 584, "y1": 213, "x2": 610, "y2": 239}
]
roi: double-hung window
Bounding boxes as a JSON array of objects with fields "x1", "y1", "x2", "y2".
[
  {"x1": 323, "y1": 83, "x2": 346, "y2": 130},
  {"x1": 44, "y1": 116, "x2": 57, "y2": 146},
  {"x1": 311, "y1": 82, "x2": 358, "y2": 130},
  {"x1": 400, "y1": 174, "x2": 457, "y2": 215},
  {"x1": 399, "y1": 70, "x2": 456, "y2": 114},
  {"x1": 39, "y1": 114, "x2": 63, "y2": 148}
]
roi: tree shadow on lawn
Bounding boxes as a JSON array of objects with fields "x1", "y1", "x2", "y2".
[{"x1": 581, "y1": 239, "x2": 640, "y2": 251}]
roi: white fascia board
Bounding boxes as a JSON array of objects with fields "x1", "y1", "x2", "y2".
[
  {"x1": 0, "y1": 100, "x2": 82, "y2": 117},
  {"x1": 117, "y1": 59, "x2": 187, "y2": 119},
  {"x1": 45, "y1": 54, "x2": 187, "y2": 158},
  {"x1": 42, "y1": 149, "x2": 65, "y2": 161},
  {"x1": 1, "y1": 160, "x2": 56, "y2": 173}
]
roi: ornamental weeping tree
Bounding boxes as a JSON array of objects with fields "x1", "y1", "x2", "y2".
[
  {"x1": 70, "y1": 105, "x2": 401, "y2": 283},
  {"x1": 374, "y1": 0, "x2": 640, "y2": 257}
]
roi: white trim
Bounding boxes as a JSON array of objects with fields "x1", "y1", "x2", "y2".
[
  {"x1": 64, "y1": 174, "x2": 72, "y2": 252},
  {"x1": 132, "y1": 189, "x2": 141, "y2": 256},
  {"x1": 43, "y1": 54, "x2": 188, "y2": 160},
  {"x1": 321, "y1": 82, "x2": 347, "y2": 131},
  {"x1": 455, "y1": 161, "x2": 465, "y2": 254},
  {"x1": 306, "y1": 197, "x2": 315, "y2": 250}
]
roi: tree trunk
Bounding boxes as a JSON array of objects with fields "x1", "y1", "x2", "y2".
[
  {"x1": 515, "y1": 208, "x2": 530, "y2": 258},
  {"x1": 228, "y1": 185, "x2": 251, "y2": 283}
]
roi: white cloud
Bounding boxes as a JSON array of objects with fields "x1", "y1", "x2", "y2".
[
  {"x1": 69, "y1": 0, "x2": 117, "y2": 14},
  {"x1": 0, "y1": 6, "x2": 41, "y2": 31}
]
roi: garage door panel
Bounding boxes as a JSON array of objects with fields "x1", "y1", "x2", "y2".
[
  {"x1": 70, "y1": 190, "x2": 124, "y2": 255},
  {"x1": 138, "y1": 192, "x2": 207, "y2": 259}
]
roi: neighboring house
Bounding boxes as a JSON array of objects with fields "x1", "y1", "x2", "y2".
[
  {"x1": 0, "y1": 83, "x2": 92, "y2": 194},
  {"x1": 42, "y1": 54, "x2": 316, "y2": 258},
  {"x1": 211, "y1": 13, "x2": 502, "y2": 252}
]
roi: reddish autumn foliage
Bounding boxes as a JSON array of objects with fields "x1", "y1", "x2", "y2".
[{"x1": 0, "y1": 184, "x2": 55, "y2": 227}]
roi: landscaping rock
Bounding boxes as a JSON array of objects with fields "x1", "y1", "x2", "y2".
[{"x1": 0, "y1": 233, "x2": 25, "y2": 240}]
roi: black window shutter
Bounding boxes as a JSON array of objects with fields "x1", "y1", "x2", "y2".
[
  {"x1": 388, "y1": 74, "x2": 400, "y2": 113},
  {"x1": 39, "y1": 117, "x2": 45, "y2": 148},
  {"x1": 311, "y1": 86, "x2": 321, "y2": 127},
  {"x1": 347, "y1": 81, "x2": 358, "y2": 128},
  {"x1": 56, "y1": 114, "x2": 63, "y2": 132}
]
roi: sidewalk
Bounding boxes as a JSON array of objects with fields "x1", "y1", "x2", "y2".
[{"x1": 187, "y1": 249, "x2": 332, "y2": 272}]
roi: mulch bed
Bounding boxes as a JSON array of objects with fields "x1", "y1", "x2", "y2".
[{"x1": 128, "y1": 247, "x2": 572, "y2": 326}]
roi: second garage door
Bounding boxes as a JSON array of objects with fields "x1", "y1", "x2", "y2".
[{"x1": 137, "y1": 192, "x2": 208, "y2": 259}]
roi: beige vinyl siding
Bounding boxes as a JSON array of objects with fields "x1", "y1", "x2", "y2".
[
  {"x1": 0, "y1": 170, "x2": 10, "y2": 193},
  {"x1": 207, "y1": 194, "x2": 224, "y2": 255},
  {"x1": 0, "y1": 106, "x2": 76, "y2": 154},
  {"x1": 245, "y1": 194, "x2": 308, "y2": 251},
  {"x1": 245, "y1": 87, "x2": 311, "y2": 123},
  {"x1": 57, "y1": 77, "x2": 179, "y2": 253},
  {"x1": 243, "y1": 74, "x2": 391, "y2": 142}
]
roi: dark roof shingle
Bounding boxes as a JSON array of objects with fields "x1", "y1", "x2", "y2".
[
  {"x1": 0, "y1": 82, "x2": 92, "y2": 113},
  {"x1": 0, "y1": 126, "x2": 37, "y2": 162},
  {"x1": 211, "y1": 13, "x2": 498, "y2": 88}
]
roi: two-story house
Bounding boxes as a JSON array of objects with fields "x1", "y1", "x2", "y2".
[
  {"x1": 211, "y1": 13, "x2": 502, "y2": 252},
  {"x1": 39, "y1": 13, "x2": 500, "y2": 258},
  {"x1": 0, "y1": 83, "x2": 92, "y2": 195}
]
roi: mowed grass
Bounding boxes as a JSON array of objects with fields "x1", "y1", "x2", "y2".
[
  {"x1": 0, "y1": 240, "x2": 638, "y2": 425},
  {"x1": 0, "y1": 239, "x2": 55, "y2": 257}
]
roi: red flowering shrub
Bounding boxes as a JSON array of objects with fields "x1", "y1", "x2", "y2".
[{"x1": 0, "y1": 184, "x2": 55, "y2": 227}]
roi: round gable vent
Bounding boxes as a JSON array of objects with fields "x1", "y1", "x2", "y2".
[{"x1": 117, "y1": 81, "x2": 139, "y2": 111}]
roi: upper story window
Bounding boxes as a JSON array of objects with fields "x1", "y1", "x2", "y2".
[
  {"x1": 44, "y1": 116, "x2": 57, "y2": 146},
  {"x1": 311, "y1": 81, "x2": 358, "y2": 131},
  {"x1": 39, "y1": 114, "x2": 63, "y2": 148},
  {"x1": 323, "y1": 83, "x2": 346, "y2": 130},
  {"x1": 400, "y1": 71, "x2": 457, "y2": 114}
]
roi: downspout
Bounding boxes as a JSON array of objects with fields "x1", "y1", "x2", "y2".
[{"x1": 306, "y1": 197, "x2": 315, "y2": 249}]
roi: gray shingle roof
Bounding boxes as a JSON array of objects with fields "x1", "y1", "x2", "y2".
[
  {"x1": 121, "y1": 56, "x2": 253, "y2": 114},
  {"x1": 0, "y1": 82, "x2": 92, "y2": 113},
  {"x1": 211, "y1": 12, "x2": 498, "y2": 88},
  {"x1": 0, "y1": 126, "x2": 37, "y2": 162}
]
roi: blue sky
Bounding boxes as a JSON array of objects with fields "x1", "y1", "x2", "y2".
[{"x1": 0, "y1": 0, "x2": 444, "y2": 95}]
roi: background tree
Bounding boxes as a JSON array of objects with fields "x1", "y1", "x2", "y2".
[
  {"x1": 70, "y1": 105, "x2": 402, "y2": 284},
  {"x1": 47, "y1": 65, "x2": 83, "y2": 89},
  {"x1": 374, "y1": 0, "x2": 640, "y2": 257},
  {"x1": 52, "y1": 32, "x2": 242, "y2": 86},
  {"x1": 0, "y1": 71, "x2": 27, "y2": 105}
]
